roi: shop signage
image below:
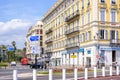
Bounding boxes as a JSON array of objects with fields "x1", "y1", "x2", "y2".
[
  {"x1": 71, "y1": 54, "x2": 77, "y2": 58},
  {"x1": 100, "y1": 47, "x2": 120, "y2": 50}
]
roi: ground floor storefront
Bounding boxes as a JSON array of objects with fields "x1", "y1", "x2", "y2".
[{"x1": 50, "y1": 46, "x2": 120, "y2": 67}]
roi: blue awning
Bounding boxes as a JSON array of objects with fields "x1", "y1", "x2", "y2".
[{"x1": 62, "y1": 48, "x2": 84, "y2": 54}]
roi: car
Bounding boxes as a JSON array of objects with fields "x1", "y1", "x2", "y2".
[
  {"x1": 29, "y1": 62, "x2": 45, "y2": 69},
  {"x1": 10, "y1": 61, "x2": 16, "y2": 66}
]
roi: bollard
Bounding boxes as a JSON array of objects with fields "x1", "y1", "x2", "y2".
[
  {"x1": 33, "y1": 69, "x2": 37, "y2": 80},
  {"x1": 102, "y1": 67, "x2": 105, "y2": 77},
  {"x1": 62, "y1": 68, "x2": 66, "y2": 80},
  {"x1": 13, "y1": 69, "x2": 17, "y2": 80},
  {"x1": 110, "y1": 66, "x2": 112, "y2": 76},
  {"x1": 116, "y1": 66, "x2": 119, "y2": 75},
  {"x1": 49, "y1": 68, "x2": 52, "y2": 80},
  {"x1": 74, "y1": 68, "x2": 77, "y2": 80},
  {"x1": 94, "y1": 67, "x2": 97, "y2": 78},
  {"x1": 85, "y1": 68, "x2": 88, "y2": 79}
]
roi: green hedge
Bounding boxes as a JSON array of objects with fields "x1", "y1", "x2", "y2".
[{"x1": 0, "y1": 62, "x2": 8, "y2": 68}]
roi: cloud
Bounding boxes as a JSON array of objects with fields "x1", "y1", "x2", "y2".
[{"x1": 0, "y1": 19, "x2": 32, "y2": 49}]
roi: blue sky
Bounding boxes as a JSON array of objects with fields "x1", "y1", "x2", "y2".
[{"x1": 0, "y1": 0, "x2": 57, "y2": 49}]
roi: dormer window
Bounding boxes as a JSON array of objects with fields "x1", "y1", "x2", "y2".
[
  {"x1": 101, "y1": 0, "x2": 105, "y2": 3},
  {"x1": 111, "y1": 0, "x2": 116, "y2": 4}
]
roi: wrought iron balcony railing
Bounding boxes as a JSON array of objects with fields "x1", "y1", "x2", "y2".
[
  {"x1": 110, "y1": 39, "x2": 120, "y2": 47},
  {"x1": 45, "y1": 49, "x2": 52, "y2": 53},
  {"x1": 65, "y1": 10, "x2": 79, "y2": 22},
  {"x1": 65, "y1": 26, "x2": 79, "y2": 35},
  {"x1": 65, "y1": 42, "x2": 79, "y2": 49},
  {"x1": 45, "y1": 37, "x2": 53, "y2": 44},
  {"x1": 45, "y1": 28, "x2": 52, "y2": 34}
]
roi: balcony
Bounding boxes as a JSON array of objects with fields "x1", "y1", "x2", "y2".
[
  {"x1": 110, "y1": 39, "x2": 120, "y2": 47},
  {"x1": 65, "y1": 42, "x2": 79, "y2": 49},
  {"x1": 111, "y1": 4, "x2": 117, "y2": 9},
  {"x1": 45, "y1": 28, "x2": 52, "y2": 34},
  {"x1": 99, "y1": 2, "x2": 107, "y2": 8},
  {"x1": 65, "y1": 26, "x2": 79, "y2": 35},
  {"x1": 65, "y1": 10, "x2": 80, "y2": 22},
  {"x1": 45, "y1": 49, "x2": 52, "y2": 53},
  {"x1": 45, "y1": 37, "x2": 53, "y2": 44}
]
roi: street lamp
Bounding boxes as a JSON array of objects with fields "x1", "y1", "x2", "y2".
[
  {"x1": 95, "y1": 33, "x2": 101, "y2": 68},
  {"x1": 11, "y1": 41, "x2": 16, "y2": 61}
]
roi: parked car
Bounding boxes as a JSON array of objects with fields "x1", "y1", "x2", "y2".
[
  {"x1": 29, "y1": 61, "x2": 45, "y2": 69},
  {"x1": 10, "y1": 61, "x2": 16, "y2": 66}
]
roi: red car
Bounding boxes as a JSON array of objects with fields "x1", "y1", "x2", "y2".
[{"x1": 21, "y1": 58, "x2": 28, "y2": 65}]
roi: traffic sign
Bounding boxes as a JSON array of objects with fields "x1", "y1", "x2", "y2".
[
  {"x1": 31, "y1": 46, "x2": 41, "y2": 54},
  {"x1": 71, "y1": 54, "x2": 77, "y2": 58},
  {"x1": 7, "y1": 46, "x2": 14, "y2": 51},
  {"x1": 96, "y1": 54, "x2": 99, "y2": 59},
  {"x1": 30, "y1": 36, "x2": 39, "y2": 41}
]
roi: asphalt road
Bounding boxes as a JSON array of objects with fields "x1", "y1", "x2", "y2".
[{"x1": 0, "y1": 65, "x2": 119, "y2": 80}]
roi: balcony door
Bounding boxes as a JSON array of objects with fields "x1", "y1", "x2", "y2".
[
  {"x1": 112, "y1": 50, "x2": 116, "y2": 62},
  {"x1": 110, "y1": 30, "x2": 118, "y2": 43}
]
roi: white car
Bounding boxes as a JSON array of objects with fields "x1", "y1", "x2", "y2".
[{"x1": 10, "y1": 61, "x2": 16, "y2": 66}]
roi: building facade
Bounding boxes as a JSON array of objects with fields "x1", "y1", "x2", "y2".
[
  {"x1": 26, "y1": 21, "x2": 43, "y2": 60},
  {"x1": 42, "y1": 0, "x2": 120, "y2": 67}
]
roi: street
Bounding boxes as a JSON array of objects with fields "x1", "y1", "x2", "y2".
[{"x1": 0, "y1": 64, "x2": 119, "y2": 80}]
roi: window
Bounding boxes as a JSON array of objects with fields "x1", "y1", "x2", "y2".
[
  {"x1": 82, "y1": 33, "x2": 85, "y2": 42},
  {"x1": 76, "y1": 35, "x2": 79, "y2": 42},
  {"x1": 111, "y1": 0, "x2": 116, "y2": 4},
  {"x1": 86, "y1": 32, "x2": 88, "y2": 41},
  {"x1": 99, "y1": 29, "x2": 108, "y2": 39},
  {"x1": 40, "y1": 29, "x2": 42, "y2": 34},
  {"x1": 40, "y1": 42, "x2": 42, "y2": 46},
  {"x1": 36, "y1": 30, "x2": 39, "y2": 34},
  {"x1": 111, "y1": 10, "x2": 116, "y2": 22},
  {"x1": 72, "y1": 5, "x2": 74, "y2": 13},
  {"x1": 68, "y1": 9, "x2": 70, "y2": 16},
  {"x1": 82, "y1": 15, "x2": 84, "y2": 26},
  {"x1": 82, "y1": 0, "x2": 84, "y2": 9},
  {"x1": 87, "y1": 11, "x2": 90, "y2": 23},
  {"x1": 101, "y1": 0, "x2": 105, "y2": 3},
  {"x1": 86, "y1": 31, "x2": 91, "y2": 41},
  {"x1": 88, "y1": 0, "x2": 90, "y2": 5},
  {"x1": 76, "y1": 2, "x2": 79, "y2": 10},
  {"x1": 110, "y1": 30, "x2": 118, "y2": 39},
  {"x1": 40, "y1": 36, "x2": 42, "y2": 40},
  {"x1": 68, "y1": 24, "x2": 70, "y2": 30},
  {"x1": 100, "y1": 9, "x2": 105, "y2": 22},
  {"x1": 76, "y1": 19, "x2": 79, "y2": 26},
  {"x1": 79, "y1": 34, "x2": 82, "y2": 42},
  {"x1": 72, "y1": 22, "x2": 74, "y2": 28}
]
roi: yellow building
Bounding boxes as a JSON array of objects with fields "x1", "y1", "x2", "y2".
[
  {"x1": 26, "y1": 21, "x2": 43, "y2": 60},
  {"x1": 42, "y1": 0, "x2": 120, "y2": 67}
]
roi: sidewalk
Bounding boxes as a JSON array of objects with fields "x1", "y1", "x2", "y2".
[{"x1": 78, "y1": 75, "x2": 120, "y2": 80}]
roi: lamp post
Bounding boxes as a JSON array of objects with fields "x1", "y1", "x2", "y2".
[
  {"x1": 11, "y1": 41, "x2": 16, "y2": 61},
  {"x1": 96, "y1": 33, "x2": 101, "y2": 68}
]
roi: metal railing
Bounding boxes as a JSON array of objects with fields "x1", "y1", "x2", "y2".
[
  {"x1": 45, "y1": 37, "x2": 53, "y2": 43},
  {"x1": 65, "y1": 10, "x2": 79, "y2": 22},
  {"x1": 65, "y1": 26, "x2": 79, "y2": 35},
  {"x1": 45, "y1": 28, "x2": 52, "y2": 34},
  {"x1": 65, "y1": 42, "x2": 79, "y2": 48},
  {"x1": 110, "y1": 39, "x2": 120, "y2": 46}
]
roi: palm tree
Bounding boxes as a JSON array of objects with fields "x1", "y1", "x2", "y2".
[
  {"x1": 11, "y1": 41, "x2": 16, "y2": 61},
  {"x1": 0, "y1": 45, "x2": 7, "y2": 62},
  {"x1": 23, "y1": 42, "x2": 27, "y2": 53}
]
